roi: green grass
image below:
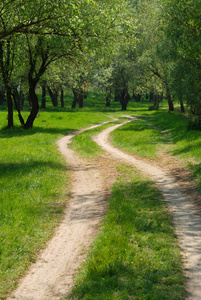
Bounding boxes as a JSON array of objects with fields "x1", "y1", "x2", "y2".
[
  {"x1": 70, "y1": 121, "x2": 121, "y2": 158},
  {"x1": 137, "y1": 111, "x2": 201, "y2": 192},
  {"x1": 0, "y1": 93, "x2": 199, "y2": 299},
  {"x1": 110, "y1": 119, "x2": 169, "y2": 158},
  {"x1": 66, "y1": 165, "x2": 186, "y2": 300},
  {"x1": 0, "y1": 129, "x2": 68, "y2": 298},
  {"x1": 0, "y1": 99, "x2": 118, "y2": 298}
]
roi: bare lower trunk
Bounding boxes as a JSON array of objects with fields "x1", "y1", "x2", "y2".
[
  {"x1": 24, "y1": 84, "x2": 39, "y2": 129},
  {"x1": 6, "y1": 86, "x2": 13, "y2": 128},
  {"x1": 72, "y1": 88, "x2": 84, "y2": 109},
  {"x1": 41, "y1": 81, "x2": 46, "y2": 109},
  {"x1": 47, "y1": 85, "x2": 58, "y2": 107},
  {"x1": 12, "y1": 91, "x2": 25, "y2": 126},
  {"x1": 120, "y1": 88, "x2": 130, "y2": 111},
  {"x1": 0, "y1": 86, "x2": 5, "y2": 105},
  {"x1": 179, "y1": 97, "x2": 185, "y2": 113},
  {"x1": 60, "y1": 88, "x2": 64, "y2": 108},
  {"x1": 167, "y1": 92, "x2": 174, "y2": 111}
]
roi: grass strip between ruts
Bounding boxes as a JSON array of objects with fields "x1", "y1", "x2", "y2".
[{"x1": 66, "y1": 164, "x2": 186, "y2": 300}]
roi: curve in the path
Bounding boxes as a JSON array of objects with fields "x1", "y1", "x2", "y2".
[
  {"x1": 8, "y1": 119, "x2": 201, "y2": 300},
  {"x1": 8, "y1": 123, "x2": 110, "y2": 300},
  {"x1": 94, "y1": 120, "x2": 201, "y2": 300}
]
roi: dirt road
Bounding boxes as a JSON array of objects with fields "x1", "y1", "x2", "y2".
[{"x1": 8, "y1": 119, "x2": 201, "y2": 300}]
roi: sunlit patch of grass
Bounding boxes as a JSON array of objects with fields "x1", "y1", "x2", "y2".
[
  {"x1": 110, "y1": 119, "x2": 168, "y2": 158},
  {"x1": 0, "y1": 108, "x2": 114, "y2": 298},
  {"x1": 66, "y1": 165, "x2": 186, "y2": 300},
  {"x1": 138, "y1": 111, "x2": 201, "y2": 192},
  {"x1": 70, "y1": 122, "x2": 118, "y2": 158},
  {"x1": 0, "y1": 132, "x2": 68, "y2": 298}
]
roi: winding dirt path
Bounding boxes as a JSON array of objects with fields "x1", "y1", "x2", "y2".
[
  {"x1": 8, "y1": 118, "x2": 201, "y2": 300},
  {"x1": 8, "y1": 124, "x2": 113, "y2": 300},
  {"x1": 94, "y1": 120, "x2": 201, "y2": 300}
]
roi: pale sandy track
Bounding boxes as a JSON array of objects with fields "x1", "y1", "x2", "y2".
[
  {"x1": 94, "y1": 120, "x2": 201, "y2": 300},
  {"x1": 8, "y1": 124, "x2": 109, "y2": 300},
  {"x1": 8, "y1": 118, "x2": 201, "y2": 300}
]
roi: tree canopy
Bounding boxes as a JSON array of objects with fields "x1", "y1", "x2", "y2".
[{"x1": 1, "y1": 0, "x2": 201, "y2": 128}]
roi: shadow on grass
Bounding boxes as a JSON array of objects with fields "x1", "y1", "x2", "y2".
[
  {"x1": 188, "y1": 163, "x2": 201, "y2": 192},
  {"x1": 171, "y1": 140, "x2": 201, "y2": 157},
  {"x1": 0, "y1": 126, "x2": 75, "y2": 138},
  {"x1": 66, "y1": 177, "x2": 185, "y2": 300},
  {"x1": 0, "y1": 160, "x2": 69, "y2": 178},
  {"x1": 141, "y1": 111, "x2": 201, "y2": 152}
]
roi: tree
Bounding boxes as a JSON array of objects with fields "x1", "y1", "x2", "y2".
[
  {"x1": 1, "y1": 0, "x2": 136, "y2": 128},
  {"x1": 160, "y1": 0, "x2": 201, "y2": 114}
]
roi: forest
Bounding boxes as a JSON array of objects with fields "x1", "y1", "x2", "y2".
[{"x1": 0, "y1": 0, "x2": 201, "y2": 129}]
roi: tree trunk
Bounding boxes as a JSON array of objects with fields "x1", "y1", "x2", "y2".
[
  {"x1": 24, "y1": 82, "x2": 39, "y2": 129},
  {"x1": 12, "y1": 90, "x2": 25, "y2": 126},
  {"x1": 136, "y1": 94, "x2": 141, "y2": 102},
  {"x1": 78, "y1": 91, "x2": 84, "y2": 108},
  {"x1": 12, "y1": 85, "x2": 21, "y2": 110},
  {"x1": 120, "y1": 88, "x2": 130, "y2": 111},
  {"x1": 166, "y1": 92, "x2": 174, "y2": 111},
  {"x1": 72, "y1": 88, "x2": 78, "y2": 108},
  {"x1": 114, "y1": 89, "x2": 120, "y2": 102},
  {"x1": 47, "y1": 85, "x2": 58, "y2": 107},
  {"x1": 60, "y1": 87, "x2": 64, "y2": 108},
  {"x1": 106, "y1": 87, "x2": 111, "y2": 107},
  {"x1": 0, "y1": 86, "x2": 5, "y2": 104},
  {"x1": 0, "y1": 41, "x2": 14, "y2": 127},
  {"x1": 154, "y1": 94, "x2": 159, "y2": 109},
  {"x1": 150, "y1": 92, "x2": 154, "y2": 103},
  {"x1": 72, "y1": 88, "x2": 84, "y2": 108},
  {"x1": 6, "y1": 86, "x2": 13, "y2": 128},
  {"x1": 41, "y1": 81, "x2": 46, "y2": 109},
  {"x1": 179, "y1": 97, "x2": 185, "y2": 113},
  {"x1": 106, "y1": 97, "x2": 111, "y2": 107}
]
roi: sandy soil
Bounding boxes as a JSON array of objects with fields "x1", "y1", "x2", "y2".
[{"x1": 8, "y1": 118, "x2": 201, "y2": 300}]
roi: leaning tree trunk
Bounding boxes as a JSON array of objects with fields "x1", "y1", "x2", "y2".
[
  {"x1": 47, "y1": 85, "x2": 58, "y2": 107},
  {"x1": 12, "y1": 91, "x2": 25, "y2": 126},
  {"x1": 24, "y1": 82, "x2": 39, "y2": 129}
]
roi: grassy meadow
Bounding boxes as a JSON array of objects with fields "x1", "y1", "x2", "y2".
[{"x1": 1, "y1": 91, "x2": 201, "y2": 299}]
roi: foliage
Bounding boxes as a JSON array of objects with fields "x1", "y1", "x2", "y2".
[{"x1": 0, "y1": 0, "x2": 136, "y2": 128}]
